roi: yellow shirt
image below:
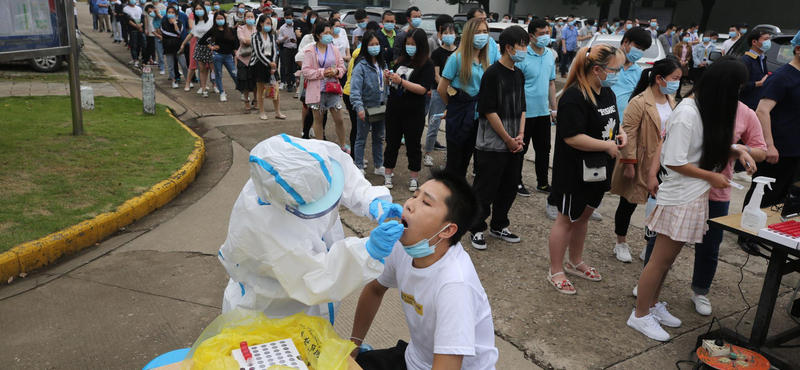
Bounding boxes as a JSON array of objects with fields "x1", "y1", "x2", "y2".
[{"x1": 343, "y1": 47, "x2": 361, "y2": 96}]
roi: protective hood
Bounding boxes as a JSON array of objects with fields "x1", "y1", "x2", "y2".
[{"x1": 249, "y1": 134, "x2": 344, "y2": 219}]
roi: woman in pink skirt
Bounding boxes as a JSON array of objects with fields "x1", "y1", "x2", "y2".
[{"x1": 628, "y1": 56, "x2": 752, "y2": 342}]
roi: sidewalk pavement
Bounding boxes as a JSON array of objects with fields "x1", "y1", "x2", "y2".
[
  {"x1": 0, "y1": 4, "x2": 798, "y2": 370},
  {"x1": 0, "y1": 81, "x2": 121, "y2": 97}
]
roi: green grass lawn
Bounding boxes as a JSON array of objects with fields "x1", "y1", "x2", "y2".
[
  {"x1": 0, "y1": 96, "x2": 197, "y2": 252},
  {"x1": 220, "y1": 3, "x2": 235, "y2": 11}
]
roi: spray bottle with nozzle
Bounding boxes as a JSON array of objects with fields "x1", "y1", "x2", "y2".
[{"x1": 741, "y1": 176, "x2": 776, "y2": 232}]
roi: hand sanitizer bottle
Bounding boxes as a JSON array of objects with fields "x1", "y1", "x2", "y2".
[{"x1": 741, "y1": 176, "x2": 776, "y2": 232}]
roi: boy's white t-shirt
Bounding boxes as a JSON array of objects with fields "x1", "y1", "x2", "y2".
[
  {"x1": 377, "y1": 242, "x2": 498, "y2": 370},
  {"x1": 656, "y1": 98, "x2": 710, "y2": 205}
]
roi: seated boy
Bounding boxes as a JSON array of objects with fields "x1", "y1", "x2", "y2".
[{"x1": 350, "y1": 168, "x2": 499, "y2": 370}]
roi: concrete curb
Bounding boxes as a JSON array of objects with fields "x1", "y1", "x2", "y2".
[{"x1": 0, "y1": 109, "x2": 205, "y2": 282}]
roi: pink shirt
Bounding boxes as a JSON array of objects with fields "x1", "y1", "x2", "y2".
[
  {"x1": 710, "y1": 102, "x2": 768, "y2": 201},
  {"x1": 237, "y1": 26, "x2": 255, "y2": 65}
]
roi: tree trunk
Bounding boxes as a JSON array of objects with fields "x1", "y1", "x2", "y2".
[
  {"x1": 699, "y1": 0, "x2": 715, "y2": 32},
  {"x1": 599, "y1": 1, "x2": 611, "y2": 21},
  {"x1": 618, "y1": 0, "x2": 631, "y2": 19}
]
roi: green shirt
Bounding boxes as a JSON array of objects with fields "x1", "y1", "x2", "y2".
[{"x1": 382, "y1": 28, "x2": 395, "y2": 48}]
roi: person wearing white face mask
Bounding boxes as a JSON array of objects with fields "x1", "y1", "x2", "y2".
[
  {"x1": 612, "y1": 27, "x2": 652, "y2": 124},
  {"x1": 515, "y1": 19, "x2": 558, "y2": 196},
  {"x1": 350, "y1": 168, "x2": 498, "y2": 370}
]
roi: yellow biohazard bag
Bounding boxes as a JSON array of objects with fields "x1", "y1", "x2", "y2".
[{"x1": 182, "y1": 309, "x2": 355, "y2": 370}]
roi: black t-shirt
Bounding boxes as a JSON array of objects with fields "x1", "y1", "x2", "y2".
[
  {"x1": 388, "y1": 59, "x2": 435, "y2": 107},
  {"x1": 430, "y1": 47, "x2": 454, "y2": 88},
  {"x1": 476, "y1": 63, "x2": 526, "y2": 152},
  {"x1": 552, "y1": 85, "x2": 620, "y2": 194}
]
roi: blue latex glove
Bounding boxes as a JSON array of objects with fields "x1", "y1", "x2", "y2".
[
  {"x1": 365, "y1": 220, "x2": 404, "y2": 263},
  {"x1": 369, "y1": 199, "x2": 403, "y2": 223}
]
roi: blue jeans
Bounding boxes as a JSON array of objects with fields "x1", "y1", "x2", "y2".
[
  {"x1": 424, "y1": 90, "x2": 431, "y2": 118},
  {"x1": 354, "y1": 117, "x2": 385, "y2": 170},
  {"x1": 425, "y1": 89, "x2": 446, "y2": 153},
  {"x1": 212, "y1": 52, "x2": 236, "y2": 94},
  {"x1": 644, "y1": 200, "x2": 729, "y2": 295},
  {"x1": 155, "y1": 38, "x2": 165, "y2": 72}
]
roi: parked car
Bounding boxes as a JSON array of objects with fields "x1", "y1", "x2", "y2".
[
  {"x1": 487, "y1": 22, "x2": 526, "y2": 43},
  {"x1": 27, "y1": 29, "x2": 84, "y2": 73},
  {"x1": 418, "y1": 15, "x2": 439, "y2": 38},
  {"x1": 588, "y1": 34, "x2": 665, "y2": 70}
]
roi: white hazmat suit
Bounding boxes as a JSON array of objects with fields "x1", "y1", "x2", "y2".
[{"x1": 219, "y1": 134, "x2": 391, "y2": 323}]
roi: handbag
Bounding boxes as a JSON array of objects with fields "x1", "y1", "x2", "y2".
[
  {"x1": 264, "y1": 75, "x2": 278, "y2": 100},
  {"x1": 582, "y1": 155, "x2": 608, "y2": 183},
  {"x1": 365, "y1": 106, "x2": 386, "y2": 123},
  {"x1": 324, "y1": 79, "x2": 343, "y2": 94},
  {"x1": 239, "y1": 45, "x2": 253, "y2": 57}
]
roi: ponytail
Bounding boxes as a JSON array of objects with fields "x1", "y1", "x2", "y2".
[
  {"x1": 629, "y1": 57, "x2": 681, "y2": 101},
  {"x1": 561, "y1": 45, "x2": 625, "y2": 106}
]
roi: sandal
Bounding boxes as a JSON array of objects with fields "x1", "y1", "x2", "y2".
[
  {"x1": 564, "y1": 261, "x2": 602, "y2": 281},
  {"x1": 275, "y1": 113, "x2": 286, "y2": 120},
  {"x1": 546, "y1": 270, "x2": 576, "y2": 295}
]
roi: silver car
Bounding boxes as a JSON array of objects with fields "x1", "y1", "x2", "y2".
[{"x1": 588, "y1": 33, "x2": 665, "y2": 70}]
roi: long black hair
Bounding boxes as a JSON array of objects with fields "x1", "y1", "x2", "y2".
[
  {"x1": 210, "y1": 10, "x2": 235, "y2": 42},
  {"x1": 191, "y1": 1, "x2": 208, "y2": 23},
  {"x1": 395, "y1": 28, "x2": 429, "y2": 68},
  {"x1": 686, "y1": 55, "x2": 748, "y2": 172},
  {"x1": 355, "y1": 31, "x2": 385, "y2": 67},
  {"x1": 630, "y1": 57, "x2": 681, "y2": 100}
]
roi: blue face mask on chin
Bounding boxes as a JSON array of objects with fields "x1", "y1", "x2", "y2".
[{"x1": 402, "y1": 223, "x2": 451, "y2": 258}]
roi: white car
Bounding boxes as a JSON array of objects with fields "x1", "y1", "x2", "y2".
[
  {"x1": 588, "y1": 33, "x2": 665, "y2": 70},
  {"x1": 488, "y1": 22, "x2": 527, "y2": 43}
]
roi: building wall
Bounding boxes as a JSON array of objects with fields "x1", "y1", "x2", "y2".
[{"x1": 673, "y1": 0, "x2": 797, "y2": 34}]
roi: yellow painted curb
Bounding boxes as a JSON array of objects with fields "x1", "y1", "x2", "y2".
[{"x1": 0, "y1": 109, "x2": 205, "y2": 282}]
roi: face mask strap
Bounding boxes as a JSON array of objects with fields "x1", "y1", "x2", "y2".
[{"x1": 427, "y1": 223, "x2": 453, "y2": 249}]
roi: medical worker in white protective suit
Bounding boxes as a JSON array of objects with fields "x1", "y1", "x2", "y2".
[{"x1": 219, "y1": 134, "x2": 405, "y2": 323}]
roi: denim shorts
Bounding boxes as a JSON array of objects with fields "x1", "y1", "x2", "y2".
[{"x1": 309, "y1": 92, "x2": 343, "y2": 111}]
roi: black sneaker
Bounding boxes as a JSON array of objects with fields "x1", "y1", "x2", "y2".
[
  {"x1": 517, "y1": 184, "x2": 531, "y2": 197},
  {"x1": 433, "y1": 141, "x2": 447, "y2": 151},
  {"x1": 535, "y1": 185, "x2": 551, "y2": 194},
  {"x1": 489, "y1": 228, "x2": 521, "y2": 243},
  {"x1": 470, "y1": 232, "x2": 487, "y2": 250},
  {"x1": 287, "y1": 85, "x2": 295, "y2": 93}
]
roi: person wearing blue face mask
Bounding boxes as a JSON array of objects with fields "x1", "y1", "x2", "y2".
[
  {"x1": 235, "y1": 10, "x2": 257, "y2": 112},
  {"x1": 577, "y1": 18, "x2": 595, "y2": 49},
  {"x1": 547, "y1": 44, "x2": 627, "y2": 295},
  {"x1": 350, "y1": 31, "x2": 389, "y2": 176},
  {"x1": 383, "y1": 28, "x2": 435, "y2": 192},
  {"x1": 142, "y1": 4, "x2": 159, "y2": 68},
  {"x1": 559, "y1": 15, "x2": 579, "y2": 78},
  {"x1": 351, "y1": 9, "x2": 369, "y2": 48},
  {"x1": 438, "y1": 17, "x2": 492, "y2": 178},
  {"x1": 227, "y1": 3, "x2": 247, "y2": 27},
  {"x1": 647, "y1": 18, "x2": 659, "y2": 38},
  {"x1": 721, "y1": 24, "x2": 741, "y2": 55},
  {"x1": 468, "y1": 26, "x2": 530, "y2": 251},
  {"x1": 160, "y1": 5, "x2": 188, "y2": 89},
  {"x1": 198, "y1": 12, "x2": 241, "y2": 102},
  {"x1": 423, "y1": 21, "x2": 457, "y2": 166},
  {"x1": 612, "y1": 27, "x2": 652, "y2": 124},
  {"x1": 609, "y1": 58, "x2": 681, "y2": 264},
  {"x1": 375, "y1": 10, "x2": 398, "y2": 66},
  {"x1": 739, "y1": 30, "x2": 771, "y2": 110},
  {"x1": 351, "y1": 168, "x2": 499, "y2": 370},
  {"x1": 658, "y1": 23, "x2": 678, "y2": 55},
  {"x1": 149, "y1": 2, "x2": 167, "y2": 75},
  {"x1": 251, "y1": 13, "x2": 286, "y2": 120},
  {"x1": 515, "y1": 19, "x2": 558, "y2": 196},
  {"x1": 691, "y1": 30, "x2": 716, "y2": 83},
  {"x1": 391, "y1": 6, "x2": 421, "y2": 61},
  {"x1": 124, "y1": 0, "x2": 145, "y2": 66}
]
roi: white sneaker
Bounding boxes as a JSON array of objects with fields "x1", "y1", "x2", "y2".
[
  {"x1": 360, "y1": 169, "x2": 366, "y2": 176},
  {"x1": 190, "y1": 82, "x2": 194, "y2": 88},
  {"x1": 613, "y1": 242, "x2": 633, "y2": 262},
  {"x1": 294, "y1": 90, "x2": 300, "y2": 98},
  {"x1": 214, "y1": 86, "x2": 220, "y2": 94},
  {"x1": 184, "y1": 86, "x2": 190, "y2": 92},
  {"x1": 650, "y1": 302, "x2": 682, "y2": 328},
  {"x1": 172, "y1": 81, "x2": 179, "y2": 89},
  {"x1": 220, "y1": 92, "x2": 227, "y2": 102},
  {"x1": 633, "y1": 284, "x2": 638, "y2": 297},
  {"x1": 159, "y1": 70, "x2": 166, "y2": 75},
  {"x1": 692, "y1": 294, "x2": 712, "y2": 316},
  {"x1": 197, "y1": 87, "x2": 204, "y2": 94},
  {"x1": 423, "y1": 155, "x2": 434, "y2": 167},
  {"x1": 733, "y1": 171, "x2": 752, "y2": 183},
  {"x1": 409, "y1": 178, "x2": 419, "y2": 192},
  {"x1": 134, "y1": 61, "x2": 140, "y2": 67},
  {"x1": 241, "y1": 94, "x2": 245, "y2": 101},
  {"x1": 627, "y1": 310, "x2": 670, "y2": 342},
  {"x1": 384, "y1": 176, "x2": 393, "y2": 189},
  {"x1": 471, "y1": 232, "x2": 487, "y2": 250},
  {"x1": 373, "y1": 167, "x2": 386, "y2": 176},
  {"x1": 202, "y1": 90, "x2": 208, "y2": 98},
  {"x1": 279, "y1": 82, "x2": 285, "y2": 90},
  {"x1": 309, "y1": 128, "x2": 315, "y2": 139},
  {"x1": 363, "y1": 158, "x2": 368, "y2": 165},
  {"x1": 590, "y1": 209, "x2": 603, "y2": 221},
  {"x1": 545, "y1": 201, "x2": 558, "y2": 220},
  {"x1": 640, "y1": 248, "x2": 648, "y2": 261}
]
